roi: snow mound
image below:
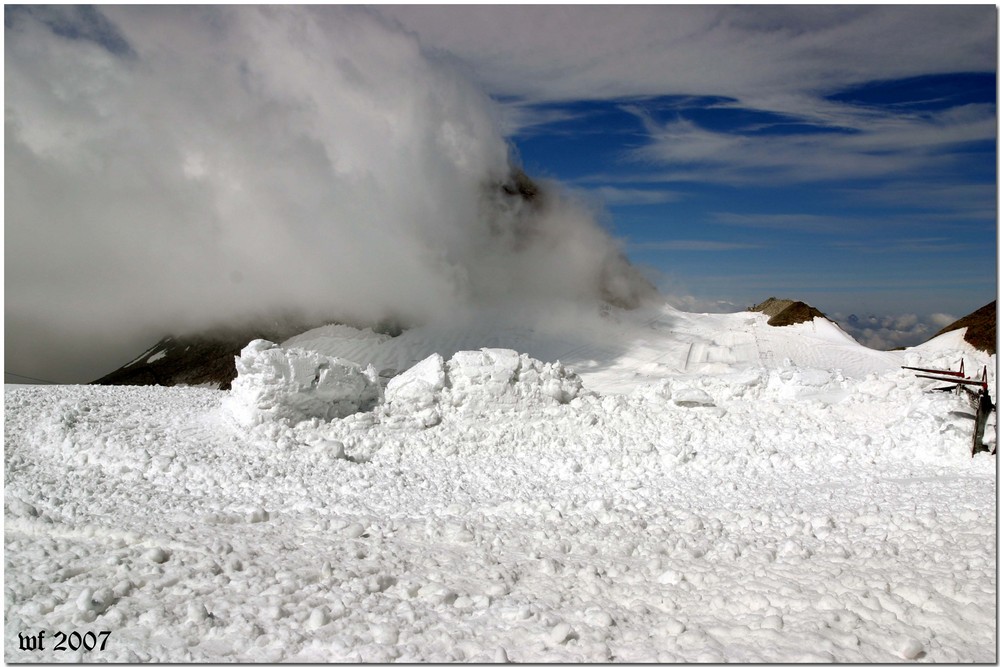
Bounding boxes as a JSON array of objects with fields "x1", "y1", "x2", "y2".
[
  {"x1": 227, "y1": 340, "x2": 379, "y2": 425},
  {"x1": 385, "y1": 348, "x2": 584, "y2": 421}
]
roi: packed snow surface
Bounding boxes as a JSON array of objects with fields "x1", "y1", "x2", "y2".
[{"x1": 5, "y1": 304, "x2": 996, "y2": 662}]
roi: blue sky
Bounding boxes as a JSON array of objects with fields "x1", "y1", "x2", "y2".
[
  {"x1": 511, "y1": 76, "x2": 995, "y2": 318},
  {"x1": 382, "y1": 5, "x2": 997, "y2": 347}
]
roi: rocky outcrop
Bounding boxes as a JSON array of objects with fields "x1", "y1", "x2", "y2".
[
  {"x1": 92, "y1": 317, "x2": 342, "y2": 389},
  {"x1": 748, "y1": 297, "x2": 828, "y2": 327},
  {"x1": 928, "y1": 301, "x2": 996, "y2": 355}
]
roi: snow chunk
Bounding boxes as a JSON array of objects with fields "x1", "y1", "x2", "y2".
[
  {"x1": 671, "y1": 385, "x2": 715, "y2": 408},
  {"x1": 385, "y1": 348, "x2": 584, "y2": 418},
  {"x1": 897, "y1": 637, "x2": 925, "y2": 660},
  {"x1": 227, "y1": 340, "x2": 379, "y2": 425},
  {"x1": 384, "y1": 353, "x2": 446, "y2": 410},
  {"x1": 446, "y1": 348, "x2": 583, "y2": 407},
  {"x1": 546, "y1": 622, "x2": 578, "y2": 646}
]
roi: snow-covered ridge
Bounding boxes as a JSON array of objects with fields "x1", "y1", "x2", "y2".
[{"x1": 281, "y1": 303, "x2": 906, "y2": 395}]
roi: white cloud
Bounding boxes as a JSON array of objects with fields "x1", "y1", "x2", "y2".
[
  {"x1": 628, "y1": 240, "x2": 762, "y2": 252},
  {"x1": 712, "y1": 213, "x2": 849, "y2": 234},
  {"x1": 832, "y1": 238, "x2": 980, "y2": 255},
  {"x1": 377, "y1": 6, "x2": 994, "y2": 105},
  {"x1": 840, "y1": 182, "x2": 996, "y2": 216},
  {"x1": 6, "y1": 6, "x2": 650, "y2": 382},
  {"x1": 379, "y1": 6, "x2": 995, "y2": 187},
  {"x1": 588, "y1": 187, "x2": 683, "y2": 206},
  {"x1": 832, "y1": 312, "x2": 958, "y2": 350},
  {"x1": 496, "y1": 101, "x2": 585, "y2": 137},
  {"x1": 625, "y1": 103, "x2": 995, "y2": 185}
]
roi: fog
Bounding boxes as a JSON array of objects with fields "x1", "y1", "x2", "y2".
[{"x1": 6, "y1": 6, "x2": 654, "y2": 383}]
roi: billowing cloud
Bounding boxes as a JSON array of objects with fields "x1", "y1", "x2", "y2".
[{"x1": 6, "y1": 6, "x2": 650, "y2": 382}]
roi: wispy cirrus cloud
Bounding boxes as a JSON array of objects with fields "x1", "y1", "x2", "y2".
[
  {"x1": 711, "y1": 212, "x2": 852, "y2": 234},
  {"x1": 838, "y1": 182, "x2": 996, "y2": 215},
  {"x1": 378, "y1": 6, "x2": 994, "y2": 106},
  {"x1": 627, "y1": 240, "x2": 763, "y2": 252},
  {"x1": 498, "y1": 102, "x2": 586, "y2": 138},
  {"x1": 624, "y1": 102, "x2": 995, "y2": 185},
  {"x1": 831, "y1": 238, "x2": 981, "y2": 255},
  {"x1": 587, "y1": 186, "x2": 683, "y2": 206}
]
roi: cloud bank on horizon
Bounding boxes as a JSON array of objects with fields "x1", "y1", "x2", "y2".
[{"x1": 835, "y1": 311, "x2": 959, "y2": 352}]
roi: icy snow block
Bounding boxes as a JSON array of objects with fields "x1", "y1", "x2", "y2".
[
  {"x1": 448, "y1": 349, "x2": 522, "y2": 393},
  {"x1": 384, "y1": 353, "x2": 446, "y2": 410},
  {"x1": 227, "y1": 340, "x2": 379, "y2": 425},
  {"x1": 447, "y1": 348, "x2": 583, "y2": 407}
]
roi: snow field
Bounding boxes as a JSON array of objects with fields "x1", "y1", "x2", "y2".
[{"x1": 4, "y1": 333, "x2": 995, "y2": 661}]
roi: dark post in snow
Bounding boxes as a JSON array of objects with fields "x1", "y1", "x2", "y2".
[
  {"x1": 904, "y1": 361, "x2": 995, "y2": 457},
  {"x1": 972, "y1": 386, "x2": 994, "y2": 456}
]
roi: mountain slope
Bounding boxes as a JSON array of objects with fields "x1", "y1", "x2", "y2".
[
  {"x1": 92, "y1": 319, "x2": 341, "y2": 389},
  {"x1": 927, "y1": 301, "x2": 996, "y2": 355}
]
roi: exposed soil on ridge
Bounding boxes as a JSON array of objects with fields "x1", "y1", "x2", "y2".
[
  {"x1": 930, "y1": 301, "x2": 996, "y2": 355},
  {"x1": 748, "y1": 297, "x2": 828, "y2": 327}
]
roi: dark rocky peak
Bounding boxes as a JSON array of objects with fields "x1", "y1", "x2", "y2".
[
  {"x1": 928, "y1": 301, "x2": 996, "y2": 355},
  {"x1": 748, "y1": 297, "x2": 828, "y2": 327}
]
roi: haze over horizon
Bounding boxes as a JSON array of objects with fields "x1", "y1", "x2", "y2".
[{"x1": 5, "y1": 5, "x2": 997, "y2": 384}]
